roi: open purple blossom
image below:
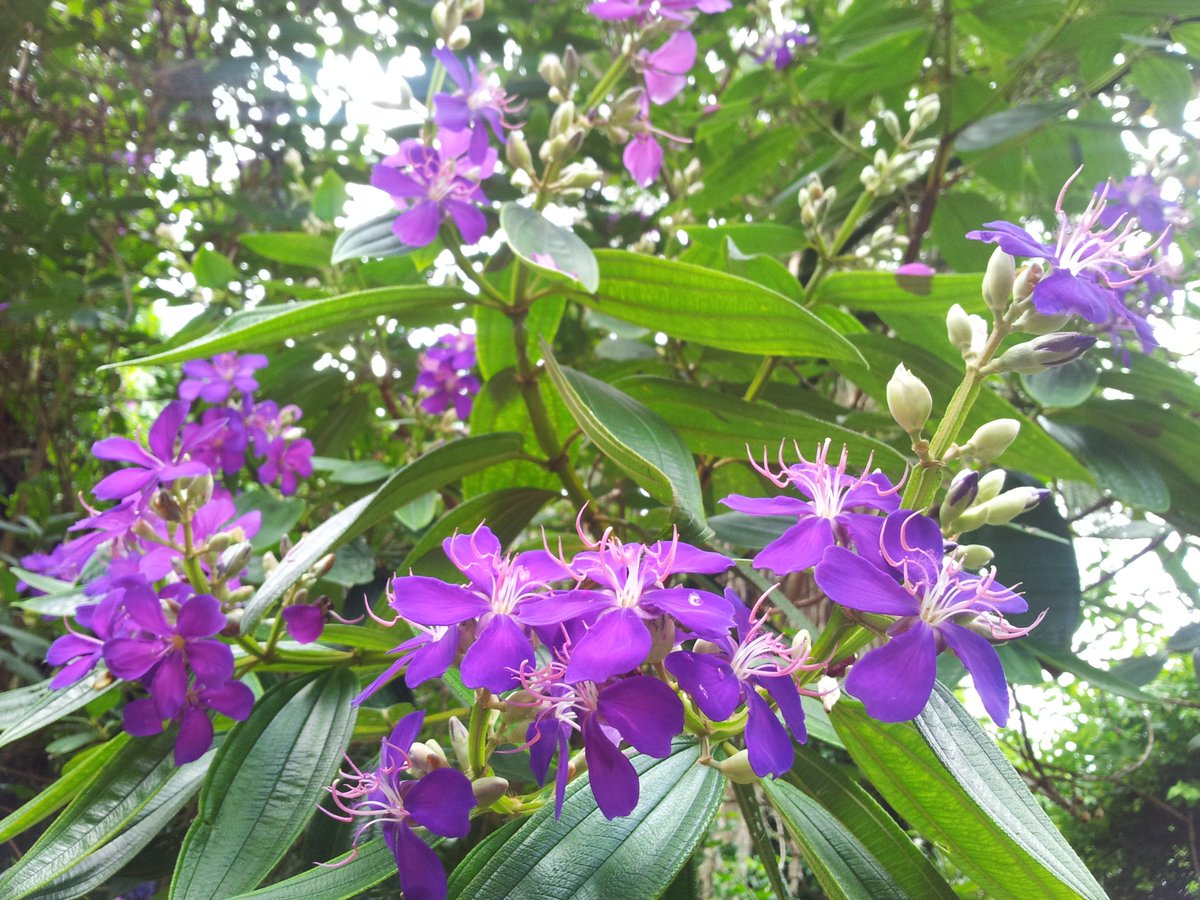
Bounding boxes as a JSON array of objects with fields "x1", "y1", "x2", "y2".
[
  {"x1": 519, "y1": 661, "x2": 683, "y2": 819},
  {"x1": 45, "y1": 590, "x2": 129, "y2": 688},
  {"x1": 90, "y1": 401, "x2": 215, "y2": 505},
  {"x1": 639, "y1": 30, "x2": 696, "y2": 105},
  {"x1": 666, "y1": 589, "x2": 817, "y2": 777},
  {"x1": 415, "y1": 331, "x2": 480, "y2": 420},
  {"x1": 243, "y1": 400, "x2": 303, "y2": 456},
  {"x1": 432, "y1": 48, "x2": 523, "y2": 164},
  {"x1": 519, "y1": 528, "x2": 734, "y2": 684},
  {"x1": 967, "y1": 167, "x2": 1170, "y2": 326},
  {"x1": 721, "y1": 440, "x2": 900, "y2": 575},
  {"x1": 179, "y1": 353, "x2": 268, "y2": 404},
  {"x1": 355, "y1": 623, "x2": 460, "y2": 707},
  {"x1": 587, "y1": 0, "x2": 729, "y2": 23},
  {"x1": 182, "y1": 408, "x2": 248, "y2": 475},
  {"x1": 371, "y1": 136, "x2": 494, "y2": 247},
  {"x1": 814, "y1": 510, "x2": 1038, "y2": 726},
  {"x1": 387, "y1": 524, "x2": 569, "y2": 693},
  {"x1": 258, "y1": 436, "x2": 314, "y2": 496},
  {"x1": 103, "y1": 581, "x2": 234, "y2": 718},
  {"x1": 1095, "y1": 174, "x2": 1180, "y2": 236},
  {"x1": 124, "y1": 677, "x2": 254, "y2": 765},
  {"x1": 326, "y1": 711, "x2": 475, "y2": 900}
]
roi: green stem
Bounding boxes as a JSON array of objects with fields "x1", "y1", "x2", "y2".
[
  {"x1": 732, "y1": 781, "x2": 792, "y2": 900},
  {"x1": 443, "y1": 229, "x2": 509, "y2": 307},
  {"x1": 180, "y1": 516, "x2": 211, "y2": 595},
  {"x1": 742, "y1": 356, "x2": 777, "y2": 403},
  {"x1": 467, "y1": 689, "x2": 492, "y2": 778},
  {"x1": 583, "y1": 49, "x2": 633, "y2": 112}
]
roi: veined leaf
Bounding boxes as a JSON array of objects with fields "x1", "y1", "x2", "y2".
[
  {"x1": 331, "y1": 212, "x2": 412, "y2": 263},
  {"x1": 541, "y1": 346, "x2": 708, "y2": 539},
  {"x1": 762, "y1": 778, "x2": 907, "y2": 900},
  {"x1": 170, "y1": 669, "x2": 358, "y2": 899},
  {"x1": 241, "y1": 232, "x2": 335, "y2": 269},
  {"x1": 105, "y1": 285, "x2": 473, "y2": 370},
  {"x1": 563, "y1": 250, "x2": 862, "y2": 362},
  {"x1": 0, "y1": 676, "x2": 119, "y2": 751},
  {"x1": 501, "y1": 203, "x2": 599, "y2": 293},
  {"x1": 447, "y1": 740, "x2": 722, "y2": 900},
  {"x1": 812, "y1": 270, "x2": 987, "y2": 315},
  {"x1": 229, "y1": 838, "x2": 399, "y2": 900},
  {"x1": 240, "y1": 433, "x2": 525, "y2": 632}
]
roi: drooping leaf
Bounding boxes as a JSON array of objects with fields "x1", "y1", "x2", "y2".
[
  {"x1": 563, "y1": 250, "x2": 862, "y2": 362},
  {"x1": 170, "y1": 669, "x2": 358, "y2": 899},
  {"x1": 1042, "y1": 421, "x2": 1170, "y2": 513},
  {"x1": 446, "y1": 740, "x2": 722, "y2": 900},
  {"x1": 1020, "y1": 359, "x2": 1099, "y2": 410},
  {"x1": 106, "y1": 285, "x2": 473, "y2": 370},
  {"x1": 542, "y1": 346, "x2": 708, "y2": 538},
  {"x1": 762, "y1": 778, "x2": 907, "y2": 900},
  {"x1": 240, "y1": 432, "x2": 525, "y2": 632},
  {"x1": 501, "y1": 203, "x2": 599, "y2": 293},
  {"x1": 313, "y1": 170, "x2": 348, "y2": 223},
  {"x1": 192, "y1": 247, "x2": 241, "y2": 289}
]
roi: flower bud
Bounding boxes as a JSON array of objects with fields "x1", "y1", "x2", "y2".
[
  {"x1": 975, "y1": 469, "x2": 1006, "y2": 504},
  {"x1": 563, "y1": 45, "x2": 580, "y2": 85},
  {"x1": 996, "y1": 333, "x2": 1097, "y2": 375},
  {"x1": 1012, "y1": 262, "x2": 1043, "y2": 302},
  {"x1": 982, "y1": 247, "x2": 1015, "y2": 315},
  {"x1": 712, "y1": 750, "x2": 759, "y2": 784},
  {"x1": 860, "y1": 165, "x2": 881, "y2": 192},
  {"x1": 963, "y1": 419, "x2": 1019, "y2": 463},
  {"x1": 431, "y1": 1, "x2": 455, "y2": 34},
  {"x1": 449, "y1": 717, "x2": 471, "y2": 771},
  {"x1": 227, "y1": 585, "x2": 254, "y2": 604},
  {"x1": 448, "y1": 24, "x2": 471, "y2": 50},
  {"x1": 880, "y1": 109, "x2": 902, "y2": 141},
  {"x1": 471, "y1": 776, "x2": 509, "y2": 807},
  {"x1": 409, "y1": 740, "x2": 448, "y2": 773},
  {"x1": 817, "y1": 675, "x2": 841, "y2": 713},
  {"x1": 946, "y1": 303, "x2": 975, "y2": 353},
  {"x1": 886, "y1": 364, "x2": 933, "y2": 435},
  {"x1": 311, "y1": 553, "x2": 336, "y2": 579},
  {"x1": 791, "y1": 629, "x2": 811, "y2": 657},
  {"x1": 539, "y1": 54, "x2": 566, "y2": 88},
  {"x1": 954, "y1": 544, "x2": 995, "y2": 568},
  {"x1": 462, "y1": 0, "x2": 485, "y2": 20},
  {"x1": 691, "y1": 639, "x2": 721, "y2": 655},
  {"x1": 505, "y1": 132, "x2": 532, "y2": 171},
  {"x1": 262, "y1": 551, "x2": 279, "y2": 575},
  {"x1": 184, "y1": 473, "x2": 214, "y2": 508},
  {"x1": 218, "y1": 541, "x2": 253, "y2": 579},
  {"x1": 1012, "y1": 309, "x2": 1070, "y2": 335},
  {"x1": 976, "y1": 486, "x2": 1049, "y2": 525},
  {"x1": 910, "y1": 94, "x2": 940, "y2": 131},
  {"x1": 940, "y1": 469, "x2": 979, "y2": 521},
  {"x1": 646, "y1": 615, "x2": 676, "y2": 664}
]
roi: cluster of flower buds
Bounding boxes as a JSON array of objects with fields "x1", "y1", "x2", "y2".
[
  {"x1": 860, "y1": 96, "x2": 940, "y2": 195},
  {"x1": 797, "y1": 175, "x2": 836, "y2": 228},
  {"x1": 939, "y1": 467, "x2": 1049, "y2": 534},
  {"x1": 432, "y1": 0, "x2": 483, "y2": 50}
]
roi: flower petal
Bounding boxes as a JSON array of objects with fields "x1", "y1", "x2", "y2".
[
  {"x1": 202, "y1": 680, "x2": 255, "y2": 720},
  {"x1": 664, "y1": 651, "x2": 741, "y2": 722},
  {"x1": 598, "y1": 675, "x2": 683, "y2": 757},
  {"x1": 282, "y1": 604, "x2": 325, "y2": 644},
  {"x1": 390, "y1": 576, "x2": 490, "y2": 625},
  {"x1": 405, "y1": 768, "x2": 476, "y2": 838},
  {"x1": 459, "y1": 614, "x2": 534, "y2": 692},
  {"x1": 941, "y1": 624, "x2": 1010, "y2": 726},
  {"x1": 753, "y1": 518, "x2": 835, "y2": 574},
  {"x1": 565, "y1": 608, "x2": 651, "y2": 683},
  {"x1": 103, "y1": 638, "x2": 160, "y2": 681},
  {"x1": 393, "y1": 201, "x2": 441, "y2": 247},
  {"x1": 406, "y1": 627, "x2": 460, "y2": 687},
  {"x1": 392, "y1": 822, "x2": 449, "y2": 900},
  {"x1": 813, "y1": 546, "x2": 918, "y2": 616},
  {"x1": 175, "y1": 705, "x2": 215, "y2": 765},
  {"x1": 643, "y1": 587, "x2": 733, "y2": 638},
  {"x1": 744, "y1": 689, "x2": 793, "y2": 777},
  {"x1": 176, "y1": 593, "x2": 227, "y2": 639},
  {"x1": 844, "y1": 621, "x2": 937, "y2": 722},
  {"x1": 518, "y1": 589, "x2": 613, "y2": 626},
  {"x1": 1032, "y1": 268, "x2": 1113, "y2": 323},
  {"x1": 186, "y1": 639, "x2": 235, "y2": 686},
  {"x1": 719, "y1": 494, "x2": 810, "y2": 517},
  {"x1": 583, "y1": 715, "x2": 640, "y2": 819},
  {"x1": 123, "y1": 697, "x2": 164, "y2": 736}
]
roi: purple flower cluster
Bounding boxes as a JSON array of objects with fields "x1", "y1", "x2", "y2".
[
  {"x1": 357, "y1": 518, "x2": 816, "y2": 826},
  {"x1": 589, "y1": 0, "x2": 729, "y2": 186},
  {"x1": 36, "y1": 354, "x2": 315, "y2": 761},
  {"x1": 967, "y1": 168, "x2": 1172, "y2": 351},
  {"x1": 414, "y1": 330, "x2": 480, "y2": 420},
  {"x1": 752, "y1": 23, "x2": 814, "y2": 70}
]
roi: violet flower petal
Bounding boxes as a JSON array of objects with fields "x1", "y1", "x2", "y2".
[
  {"x1": 564, "y1": 608, "x2": 651, "y2": 683},
  {"x1": 175, "y1": 705, "x2": 215, "y2": 765},
  {"x1": 844, "y1": 621, "x2": 937, "y2": 722},
  {"x1": 814, "y1": 547, "x2": 919, "y2": 616},
  {"x1": 744, "y1": 688, "x2": 793, "y2": 777},
  {"x1": 390, "y1": 576, "x2": 490, "y2": 625},
  {"x1": 753, "y1": 517, "x2": 835, "y2": 574},
  {"x1": 186, "y1": 640, "x2": 235, "y2": 686},
  {"x1": 643, "y1": 587, "x2": 734, "y2": 638},
  {"x1": 123, "y1": 697, "x2": 165, "y2": 736},
  {"x1": 582, "y1": 715, "x2": 640, "y2": 819},
  {"x1": 405, "y1": 767, "x2": 476, "y2": 838},
  {"x1": 392, "y1": 822, "x2": 449, "y2": 900},
  {"x1": 719, "y1": 494, "x2": 810, "y2": 516},
  {"x1": 282, "y1": 604, "x2": 325, "y2": 644},
  {"x1": 941, "y1": 623, "x2": 1010, "y2": 726},
  {"x1": 459, "y1": 614, "x2": 534, "y2": 692},
  {"x1": 597, "y1": 675, "x2": 683, "y2": 757},
  {"x1": 176, "y1": 594, "x2": 227, "y2": 639}
]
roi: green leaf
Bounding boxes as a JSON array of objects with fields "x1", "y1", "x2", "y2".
[
  {"x1": 234, "y1": 490, "x2": 306, "y2": 552},
  {"x1": 313, "y1": 170, "x2": 348, "y2": 223},
  {"x1": 931, "y1": 192, "x2": 1005, "y2": 271},
  {"x1": 31, "y1": 745, "x2": 211, "y2": 900},
  {"x1": 1021, "y1": 359, "x2": 1099, "y2": 409},
  {"x1": 1167, "y1": 622, "x2": 1200, "y2": 653},
  {"x1": 617, "y1": 377, "x2": 907, "y2": 470},
  {"x1": 680, "y1": 223, "x2": 807, "y2": 258},
  {"x1": 813, "y1": 270, "x2": 986, "y2": 315},
  {"x1": 241, "y1": 232, "x2": 335, "y2": 269},
  {"x1": 541, "y1": 346, "x2": 708, "y2": 538},
  {"x1": 501, "y1": 203, "x2": 599, "y2": 293},
  {"x1": 0, "y1": 736, "x2": 125, "y2": 844},
  {"x1": 229, "y1": 838, "x2": 399, "y2": 900},
  {"x1": 786, "y1": 745, "x2": 956, "y2": 900},
  {"x1": 1042, "y1": 421, "x2": 1170, "y2": 513},
  {"x1": 1130, "y1": 54, "x2": 1192, "y2": 124},
  {"x1": 1024, "y1": 640, "x2": 1160, "y2": 703},
  {"x1": 955, "y1": 102, "x2": 1073, "y2": 151},
  {"x1": 240, "y1": 432, "x2": 525, "y2": 632},
  {"x1": 0, "y1": 732, "x2": 186, "y2": 898},
  {"x1": 475, "y1": 296, "x2": 566, "y2": 380},
  {"x1": 1110, "y1": 653, "x2": 1166, "y2": 686},
  {"x1": 106, "y1": 285, "x2": 473, "y2": 370},
  {"x1": 0, "y1": 677, "x2": 119, "y2": 751},
  {"x1": 914, "y1": 685, "x2": 1108, "y2": 899},
  {"x1": 171, "y1": 669, "x2": 358, "y2": 899},
  {"x1": 566, "y1": 250, "x2": 862, "y2": 362},
  {"x1": 762, "y1": 778, "x2": 907, "y2": 900},
  {"x1": 310, "y1": 457, "x2": 393, "y2": 485},
  {"x1": 447, "y1": 740, "x2": 722, "y2": 900},
  {"x1": 331, "y1": 213, "x2": 412, "y2": 264},
  {"x1": 192, "y1": 247, "x2": 241, "y2": 289}
]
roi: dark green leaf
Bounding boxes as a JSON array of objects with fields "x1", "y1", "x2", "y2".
[
  {"x1": 1130, "y1": 54, "x2": 1192, "y2": 124},
  {"x1": 501, "y1": 203, "x2": 599, "y2": 293},
  {"x1": 171, "y1": 669, "x2": 358, "y2": 899},
  {"x1": 1020, "y1": 359, "x2": 1099, "y2": 409},
  {"x1": 229, "y1": 838, "x2": 399, "y2": 900},
  {"x1": 931, "y1": 192, "x2": 1006, "y2": 271},
  {"x1": 762, "y1": 778, "x2": 907, "y2": 900},
  {"x1": 234, "y1": 490, "x2": 306, "y2": 552},
  {"x1": 542, "y1": 347, "x2": 708, "y2": 538},
  {"x1": 331, "y1": 212, "x2": 412, "y2": 264},
  {"x1": 567, "y1": 251, "x2": 862, "y2": 362},
  {"x1": 681, "y1": 223, "x2": 807, "y2": 258},
  {"x1": 1025, "y1": 641, "x2": 1161, "y2": 703},
  {"x1": 192, "y1": 247, "x2": 241, "y2": 289},
  {"x1": 310, "y1": 457, "x2": 393, "y2": 485},
  {"x1": 241, "y1": 433, "x2": 525, "y2": 632},
  {"x1": 0, "y1": 677, "x2": 119, "y2": 751},
  {"x1": 107, "y1": 285, "x2": 473, "y2": 370},
  {"x1": 813, "y1": 271, "x2": 986, "y2": 315},
  {"x1": 1110, "y1": 654, "x2": 1166, "y2": 686},
  {"x1": 1167, "y1": 622, "x2": 1200, "y2": 653},
  {"x1": 955, "y1": 102, "x2": 1073, "y2": 151},
  {"x1": 1043, "y1": 421, "x2": 1170, "y2": 513},
  {"x1": 447, "y1": 740, "x2": 722, "y2": 900},
  {"x1": 242, "y1": 233, "x2": 336, "y2": 269}
]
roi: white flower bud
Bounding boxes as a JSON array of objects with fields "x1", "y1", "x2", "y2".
[
  {"x1": 946, "y1": 303, "x2": 975, "y2": 353},
  {"x1": 818, "y1": 675, "x2": 841, "y2": 713},
  {"x1": 448, "y1": 24, "x2": 471, "y2": 49},
  {"x1": 471, "y1": 776, "x2": 509, "y2": 807},
  {"x1": 963, "y1": 419, "x2": 1020, "y2": 463},
  {"x1": 449, "y1": 717, "x2": 471, "y2": 771},
  {"x1": 887, "y1": 364, "x2": 933, "y2": 435},
  {"x1": 954, "y1": 544, "x2": 995, "y2": 568},
  {"x1": 713, "y1": 750, "x2": 759, "y2": 784},
  {"x1": 910, "y1": 94, "x2": 941, "y2": 131},
  {"x1": 462, "y1": 0, "x2": 485, "y2": 20},
  {"x1": 860, "y1": 165, "x2": 881, "y2": 192},
  {"x1": 505, "y1": 132, "x2": 532, "y2": 171},
  {"x1": 982, "y1": 247, "x2": 1015, "y2": 315},
  {"x1": 1012, "y1": 308, "x2": 1071, "y2": 335},
  {"x1": 976, "y1": 469, "x2": 1006, "y2": 504},
  {"x1": 1012, "y1": 262, "x2": 1043, "y2": 302},
  {"x1": 880, "y1": 110, "x2": 902, "y2": 141},
  {"x1": 539, "y1": 54, "x2": 566, "y2": 88},
  {"x1": 550, "y1": 100, "x2": 576, "y2": 138},
  {"x1": 976, "y1": 486, "x2": 1049, "y2": 525}
]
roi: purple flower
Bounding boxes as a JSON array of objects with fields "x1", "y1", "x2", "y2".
[
  {"x1": 720, "y1": 440, "x2": 900, "y2": 574},
  {"x1": 519, "y1": 530, "x2": 734, "y2": 684},
  {"x1": 90, "y1": 401, "x2": 214, "y2": 504},
  {"x1": 242, "y1": 400, "x2": 303, "y2": 456},
  {"x1": 182, "y1": 407, "x2": 248, "y2": 475},
  {"x1": 1095, "y1": 175, "x2": 1180, "y2": 236},
  {"x1": 587, "y1": 0, "x2": 729, "y2": 23},
  {"x1": 640, "y1": 30, "x2": 696, "y2": 105},
  {"x1": 45, "y1": 590, "x2": 129, "y2": 688},
  {"x1": 415, "y1": 332, "x2": 480, "y2": 420},
  {"x1": 432, "y1": 49, "x2": 523, "y2": 164},
  {"x1": 753, "y1": 24, "x2": 814, "y2": 70},
  {"x1": 814, "y1": 510, "x2": 1037, "y2": 726},
  {"x1": 103, "y1": 581, "x2": 234, "y2": 718},
  {"x1": 354, "y1": 623, "x2": 461, "y2": 706},
  {"x1": 387, "y1": 525, "x2": 569, "y2": 693},
  {"x1": 258, "y1": 437, "x2": 314, "y2": 495},
  {"x1": 666, "y1": 590, "x2": 814, "y2": 777},
  {"x1": 124, "y1": 678, "x2": 254, "y2": 764},
  {"x1": 520, "y1": 663, "x2": 683, "y2": 819},
  {"x1": 327, "y1": 711, "x2": 475, "y2": 900},
  {"x1": 967, "y1": 167, "x2": 1170, "y2": 325},
  {"x1": 178, "y1": 353, "x2": 268, "y2": 404},
  {"x1": 623, "y1": 132, "x2": 664, "y2": 188},
  {"x1": 282, "y1": 603, "x2": 325, "y2": 644},
  {"x1": 371, "y1": 137, "x2": 494, "y2": 247}
]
